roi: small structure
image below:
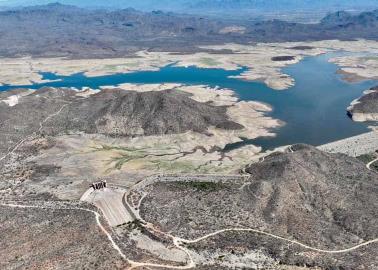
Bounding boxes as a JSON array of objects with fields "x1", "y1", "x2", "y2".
[{"x1": 91, "y1": 180, "x2": 107, "y2": 190}]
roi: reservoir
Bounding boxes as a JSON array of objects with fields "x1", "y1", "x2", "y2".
[{"x1": 0, "y1": 53, "x2": 375, "y2": 150}]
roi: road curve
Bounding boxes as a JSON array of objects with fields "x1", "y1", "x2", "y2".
[
  {"x1": 366, "y1": 157, "x2": 378, "y2": 171},
  {"x1": 179, "y1": 228, "x2": 378, "y2": 254}
]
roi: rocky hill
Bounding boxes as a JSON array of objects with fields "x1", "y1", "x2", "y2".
[
  {"x1": 140, "y1": 144, "x2": 378, "y2": 269},
  {"x1": 244, "y1": 144, "x2": 377, "y2": 244},
  {"x1": 321, "y1": 9, "x2": 378, "y2": 27},
  {"x1": 0, "y1": 87, "x2": 241, "y2": 139},
  {"x1": 347, "y1": 86, "x2": 378, "y2": 122}
]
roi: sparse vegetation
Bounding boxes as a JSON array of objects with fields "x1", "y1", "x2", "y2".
[
  {"x1": 371, "y1": 160, "x2": 378, "y2": 172},
  {"x1": 126, "y1": 219, "x2": 145, "y2": 231},
  {"x1": 199, "y1": 57, "x2": 221, "y2": 66},
  {"x1": 141, "y1": 146, "x2": 378, "y2": 270},
  {"x1": 174, "y1": 181, "x2": 228, "y2": 192},
  {"x1": 356, "y1": 153, "x2": 377, "y2": 164}
]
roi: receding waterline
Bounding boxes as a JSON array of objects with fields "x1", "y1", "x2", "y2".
[{"x1": 0, "y1": 53, "x2": 376, "y2": 150}]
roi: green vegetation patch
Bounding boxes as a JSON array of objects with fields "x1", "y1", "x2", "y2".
[
  {"x1": 147, "y1": 160, "x2": 198, "y2": 173},
  {"x1": 92, "y1": 144, "x2": 235, "y2": 173},
  {"x1": 112, "y1": 152, "x2": 148, "y2": 170},
  {"x1": 99, "y1": 146, "x2": 150, "y2": 170},
  {"x1": 104, "y1": 62, "x2": 140, "y2": 70},
  {"x1": 356, "y1": 153, "x2": 377, "y2": 164},
  {"x1": 371, "y1": 161, "x2": 378, "y2": 172},
  {"x1": 173, "y1": 181, "x2": 228, "y2": 192},
  {"x1": 361, "y1": 56, "x2": 378, "y2": 61},
  {"x1": 199, "y1": 57, "x2": 221, "y2": 66},
  {"x1": 93, "y1": 144, "x2": 180, "y2": 170},
  {"x1": 124, "y1": 219, "x2": 145, "y2": 231}
]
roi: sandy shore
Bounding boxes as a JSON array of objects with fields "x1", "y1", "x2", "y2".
[
  {"x1": 1, "y1": 40, "x2": 378, "y2": 90},
  {"x1": 330, "y1": 55, "x2": 378, "y2": 82}
]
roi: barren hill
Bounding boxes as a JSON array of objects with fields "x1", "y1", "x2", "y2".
[
  {"x1": 0, "y1": 87, "x2": 241, "y2": 139},
  {"x1": 140, "y1": 145, "x2": 378, "y2": 269},
  {"x1": 244, "y1": 144, "x2": 378, "y2": 245},
  {"x1": 0, "y1": 4, "x2": 377, "y2": 57}
]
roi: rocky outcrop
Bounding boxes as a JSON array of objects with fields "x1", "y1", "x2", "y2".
[
  {"x1": 347, "y1": 86, "x2": 378, "y2": 122},
  {"x1": 321, "y1": 9, "x2": 378, "y2": 28},
  {"x1": 245, "y1": 144, "x2": 378, "y2": 244},
  {"x1": 320, "y1": 11, "x2": 353, "y2": 26},
  {"x1": 0, "y1": 87, "x2": 243, "y2": 138}
]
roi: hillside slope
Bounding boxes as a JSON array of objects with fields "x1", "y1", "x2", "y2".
[
  {"x1": 140, "y1": 144, "x2": 378, "y2": 269},
  {"x1": 0, "y1": 87, "x2": 242, "y2": 139}
]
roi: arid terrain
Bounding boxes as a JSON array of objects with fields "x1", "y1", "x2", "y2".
[
  {"x1": 1, "y1": 84, "x2": 377, "y2": 269},
  {"x1": 1, "y1": 3, "x2": 378, "y2": 270},
  {"x1": 0, "y1": 4, "x2": 377, "y2": 58},
  {"x1": 2, "y1": 144, "x2": 377, "y2": 269}
]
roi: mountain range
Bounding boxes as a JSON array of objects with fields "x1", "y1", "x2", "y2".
[
  {"x1": 1, "y1": 0, "x2": 377, "y2": 13},
  {"x1": 0, "y1": 3, "x2": 377, "y2": 57}
]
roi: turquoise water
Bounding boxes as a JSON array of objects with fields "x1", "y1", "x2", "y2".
[{"x1": 0, "y1": 54, "x2": 375, "y2": 150}]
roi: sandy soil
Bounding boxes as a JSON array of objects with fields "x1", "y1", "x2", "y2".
[
  {"x1": 0, "y1": 89, "x2": 35, "y2": 106},
  {"x1": 330, "y1": 55, "x2": 378, "y2": 82}
]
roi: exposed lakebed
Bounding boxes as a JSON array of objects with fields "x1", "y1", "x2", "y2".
[{"x1": 0, "y1": 53, "x2": 375, "y2": 150}]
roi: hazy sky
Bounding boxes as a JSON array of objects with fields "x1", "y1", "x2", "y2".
[{"x1": 0, "y1": 0, "x2": 377, "y2": 12}]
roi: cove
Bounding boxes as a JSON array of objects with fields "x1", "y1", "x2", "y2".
[{"x1": 0, "y1": 53, "x2": 375, "y2": 150}]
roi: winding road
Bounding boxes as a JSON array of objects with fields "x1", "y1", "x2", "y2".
[
  {"x1": 2, "y1": 157, "x2": 378, "y2": 270},
  {"x1": 2, "y1": 179, "x2": 378, "y2": 270},
  {"x1": 366, "y1": 157, "x2": 378, "y2": 171},
  {"x1": 119, "y1": 178, "x2": 378, "y2": 269}
]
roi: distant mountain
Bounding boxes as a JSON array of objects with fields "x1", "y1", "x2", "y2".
[
  {"x1": 188, "y1": 0, "x2": 378, "y2": 11},
  {"x1": 0, "y1": 4, "x2": 377, "y2": 58},
  {"x1": 2, "y1": 0, "x2": 378, "y2": 13},
  {"x1": 320, "y1": 11, "x2": 354, "y2": 26},
  {"x1": 321, "y1": 9, "x2": 378, "y2": 26}
]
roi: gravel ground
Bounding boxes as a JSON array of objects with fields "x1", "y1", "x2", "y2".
[{"x1": 318, "y1": 131, "x2": 378, "y2": 157}]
